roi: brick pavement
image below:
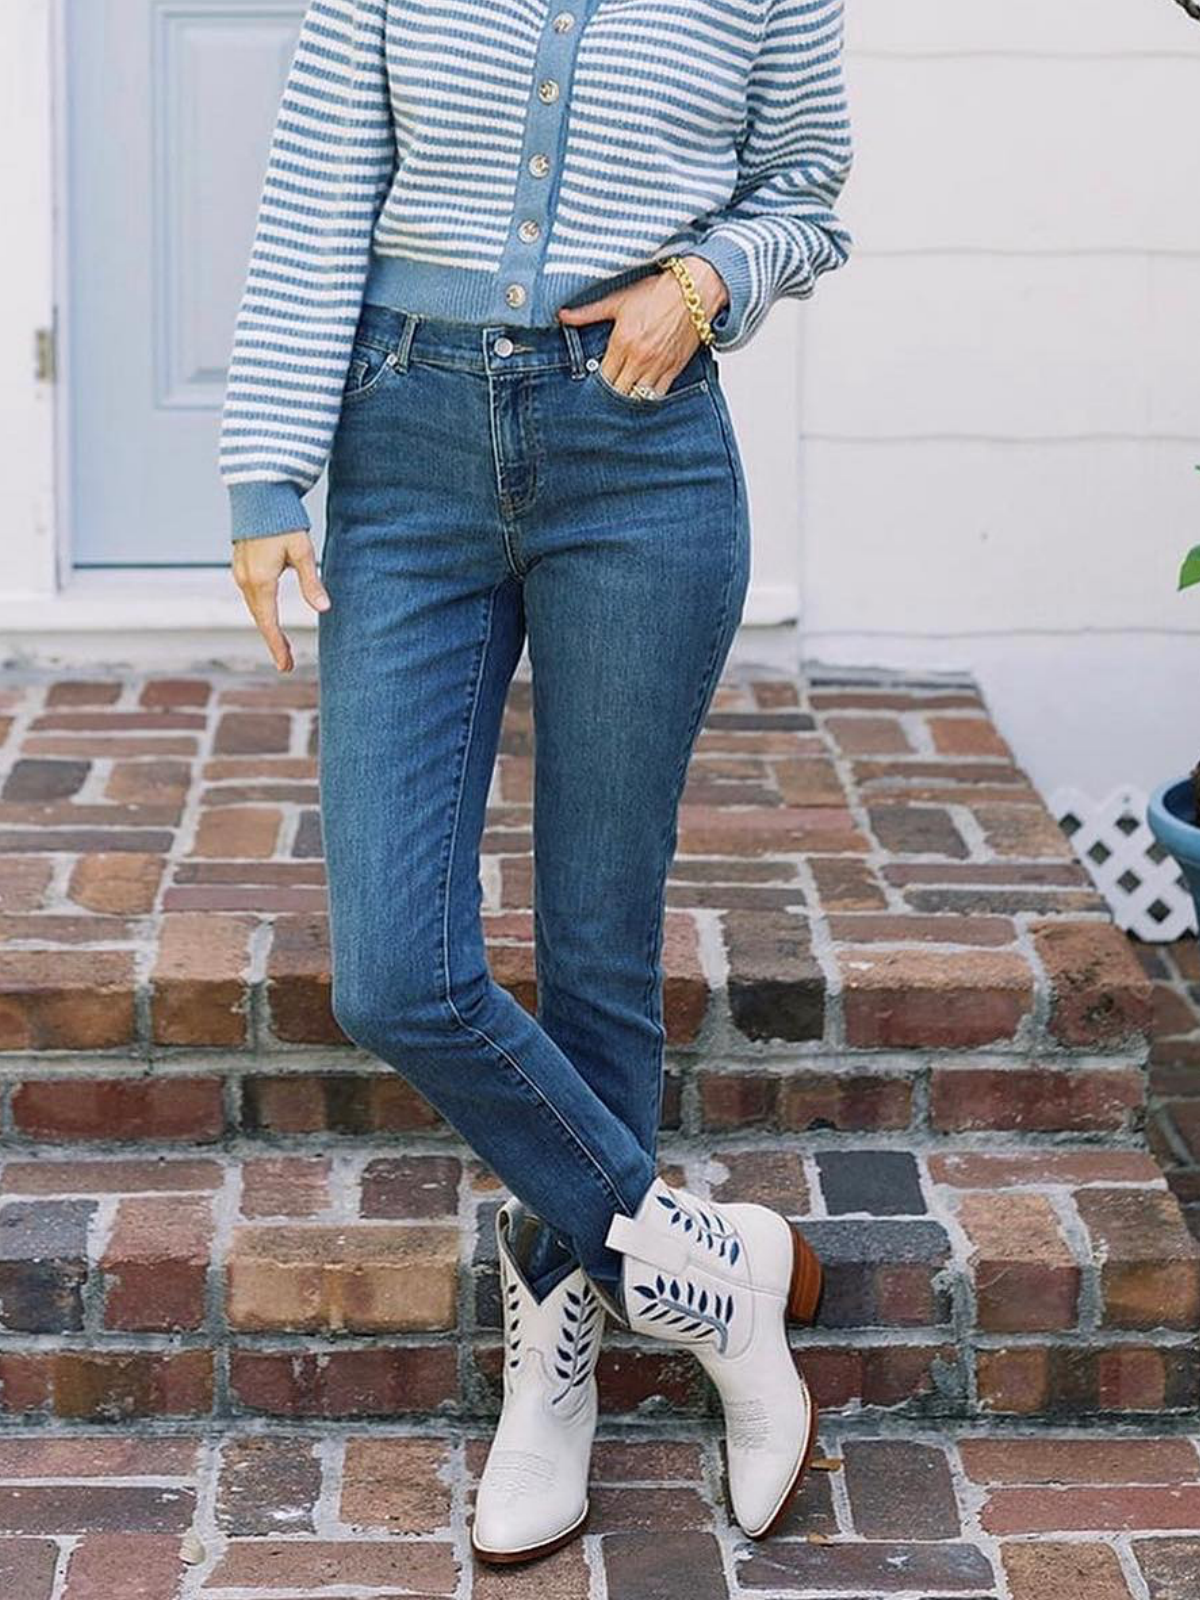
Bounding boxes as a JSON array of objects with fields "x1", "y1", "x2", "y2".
[
  {"x1": 0, "y1": 1419, "x2": 1197, "y2": 1598},
  {"x1": 0, "y1": 661, "x2": 1197, "y2": 1590},
  {"x1": 0, "y1": 665, "x2": 1150, "y2": 1056}
]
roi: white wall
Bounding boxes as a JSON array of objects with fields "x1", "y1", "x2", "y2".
[{"x1": 798, "y1": 0, "x2": 1200, "y2": 798}]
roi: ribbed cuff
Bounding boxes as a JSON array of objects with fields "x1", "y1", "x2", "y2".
[
  {"x1": 676, "y1": 234, "x2": 756, "y2": 352},
  {"x1": 228, "y1": 480, "x2": 311, "y2": 542}
]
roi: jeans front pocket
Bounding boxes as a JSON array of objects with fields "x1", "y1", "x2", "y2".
[
  {"x1": 340, "y1": 302, "x2": 408, "y2": 405},
  {"x1": 585, "y1": 336, "x2": 713, "y2": 413}
]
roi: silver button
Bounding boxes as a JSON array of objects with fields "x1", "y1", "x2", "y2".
[
  {"x1": 494, "y1": 336, "x2": 515, "y2": 357},
  {"x1": 585, "y1": 357, "x2": 599, "y2": 371},
  {"x1": 552, "y1": 10, "x2": 574, "y2": 30},
  {"x1": 528, "y1": 153, "x2": 550, "y2": 178},
  {"x1": 518, "y1": 219, "x2": 540, "y2": 243},
  {"x1": 505, "y1": 283, "x2": 527, "y2": 309},
  {"x1": 538, "y1": 79, "x2": 560, "y2": 103}
]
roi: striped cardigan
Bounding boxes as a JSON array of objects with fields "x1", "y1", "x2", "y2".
[{"x1": 218, "y1": 0, "x2": 853, "y2": 540}]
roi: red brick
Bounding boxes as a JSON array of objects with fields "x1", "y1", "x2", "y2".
[
  {"x1": 12, "y1": 1078, "x2": 224, "y2": 1143},
  {"x1": 341, "y1": 1438, "x2": 452, "y2": 1530},
  {"x1": 978, "y1": 1344, "x2": 1198, "y2": 1415},
  {"x1": 603, "y1": 1531, "x2": 728, "y2": 1600},
  {"x1": 842, "y1": 1439, "x2": 960, "y2": 1537},
  {"x1": 661, "y1": 914, "x2": 710, "y2": 1044},
  {"x1": 929, "y1": 717, "x2": 1012, "y2": 758},
  {"x1": 588, "y1": 1439, "x2": 705, "y2": 1482},
  {"x1": 46, "y1": 680, "x2": 123, "y2": 707},
  {"x1": 265, "y1": 915, "x2": 344, "y2": 1043},
  {"x1": 957, "y1": 1192, "x2": 1081, "y2": 1332},
  {"x1": 229, "y1": 1346, "x2": 458, "y2": 1417},
  {"x1": 101, "y1": 1196, "x2": 213, "y2": 1331},
  {"x1": 202, "y1": 1539, "x2": 456, "y2": 1592},
  {"x1": 983, "y1": 1485, "x2": 1200, "y2": 1535},
  {"x1": 840, "y1": 948, "x2": 1033, "y2": 1048},
  {"x1": 191, "y1": 804, "x2": 282, "y2": 860},
  {"x1": 0, "y1": 1438, "x2": 199, "y2": 1476},
  {"x1": 1, "y1": 1158, "x2": 222, "y2": 1195},
  {"x1": 724, "y1": 909, "x2": 825, "y2": 1042},
  {"x1": 68, "y1": 853, "x2": 164, "y2": 914},
  {"x1": 150, "y1": 913, "x2": 255, "y2": 1046},
  {"x1": 930, "y1": 1065, "x2": 1142, "y2": 1134},
  {"x1": 216, "y1": 1437, "x2": 321, "y2": 1536},
  {"x1": 473, "y1": 1542, "x2": 590, "y2": 1598},
  {"x1": 776, "y1": 1071, "x2": 913, "y2": 1132},
  {"x1": 960, "y1": 1436, "x2": 1200, "y2": 1485},
  {"x1": 49, "y1": 1351, "x2": 213, "y2": 1421},
  {"x1": 1032, "y1": 920, "x2": 1154, "y2": 1048},
  {"x1": 0, "y1": 1538, "x2": 58, "y2": 1600},
  {"x1": 0, "y1": 858, "x2": 53, "y2": 913},
  {"x1": 140, "y1": 677, "x2": 212, "y2": 708},
  {"x1": 226, "y1": 1224, "x2": 459, "y2": 1332},
  {"x1": 240, "y1": 1156, "x2": 331, "y2": 1218},
  {"x1": 0, "y1": 1484, "x2": 193, "y2": 1534},
  {"x1": 829, "y1": 912, "x2": 1017, "y2": 945},
  {"x1": 213, "y1": 711, "x2": 292, "y2": 754},
  {"x1": 241, "y1": 1072, "x2": 440, "y2": 1135},
  {"x1": 360, "y1": 1156, "x2": 462, "y2": 1219},
  {"x1": 696, "y1": 1072, "x2": 775, "y2": 1128},
  {"x1": 1076, "y1": 1189, "x2": 1200, "y2": 1329},
  {"x1": 928, "y1": 1151, "x2": 1164, "y2": 1188},
  {"x1": 707, "y1": 1149, "x2": 808, "y2": 1210},
  {"x1": 1000, "y1": 1541, "x2": 1133, "y2": 1600},
  {"x1": 594, "y1": 1348, "x2": 705, "y2": 1414},
  {"x1": 0, "y1": 951, "x2": 135, "y2": 1049},
  {"x1": 825, "y1": 714, "x2": 914, "y2": 755}
]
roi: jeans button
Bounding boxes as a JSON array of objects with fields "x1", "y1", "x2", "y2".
[{"x1": 494, "y1": 336, "x2": 515, "y2": 357}]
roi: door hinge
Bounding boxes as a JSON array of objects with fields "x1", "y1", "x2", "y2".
[{"x1": 35, "y1": 325, "x2": 57, "y2": 384}]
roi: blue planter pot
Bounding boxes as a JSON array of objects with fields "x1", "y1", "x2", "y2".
[{"x1": 1147, "y1": 777, "x2": 1200, "y2": 934}]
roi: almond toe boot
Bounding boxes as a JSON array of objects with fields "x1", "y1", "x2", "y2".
[
  {"x1": 470, "y1": 1198, "x2": 605, "y2": 1564},
  {"x1": 602, "y1": 1175, "x2": 821, "y2": 1540}
]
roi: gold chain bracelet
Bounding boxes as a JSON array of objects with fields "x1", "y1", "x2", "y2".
[{"x1": 659, "y1": 254, "x2": 716, "y2": 347}]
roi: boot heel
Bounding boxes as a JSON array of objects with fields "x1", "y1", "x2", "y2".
[{"x1": 787, "y1": 1222, "x2": 822, "y2": 1324}]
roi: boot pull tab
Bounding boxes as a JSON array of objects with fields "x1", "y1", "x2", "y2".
[{"x1": 605, "y1": 1213, "x2": 689, "y2": 1275}]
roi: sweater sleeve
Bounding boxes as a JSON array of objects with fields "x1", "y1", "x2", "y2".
[
  {"x1": 218, "y1": 0, "x2": 395, "y2": 541},
  {"x1": 666, "y1": 0, "x2": 853, "y2": 353}
]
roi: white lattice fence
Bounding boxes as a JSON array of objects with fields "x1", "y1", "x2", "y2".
[{"x1": 1049, "y1": 784, "x2": 1197, "y2": 942}]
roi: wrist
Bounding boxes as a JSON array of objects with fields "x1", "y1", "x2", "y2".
[{"x1": 680, "y1": 254, "x2": 730, "y2": 321}]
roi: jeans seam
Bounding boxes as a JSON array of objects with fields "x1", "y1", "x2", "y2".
[
  {"x1": 637, "y1": 398, "x2": 744, "y2": 1146},
  {"x1": 438, "y1": 579, "x2": 636, "y2": 1216}
]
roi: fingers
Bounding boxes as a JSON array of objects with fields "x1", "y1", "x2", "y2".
[
  {"x1": 293, "y1": 539, "x2": 332, "y2": 616},
  {"x1": 231, "y1": 530, "x2": 312, "y2": 673}
]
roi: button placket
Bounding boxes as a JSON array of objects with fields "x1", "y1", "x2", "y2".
[{"x1": 495, "y1": 5, "x2": 588, "y2": 324}]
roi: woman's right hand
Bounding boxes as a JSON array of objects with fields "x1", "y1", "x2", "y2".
[{"x1": 231, "y1": 530, "x2": 331, "y2": 673}]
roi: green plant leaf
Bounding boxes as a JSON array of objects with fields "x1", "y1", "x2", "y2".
[{"x1": 1180, "y1": 545, "x2": 1200, "y2": 591}]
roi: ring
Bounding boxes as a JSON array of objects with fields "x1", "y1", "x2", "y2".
[{"x1": 631, "y1": 380, "x2": 661, "y2": 401}]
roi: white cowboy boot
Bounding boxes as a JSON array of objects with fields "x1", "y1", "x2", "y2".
[
  {"x1": 470, "y1": 1198, "x2": 605, "y2": 1564},
  {"x1": 602, "y1": 1175, "x2": 821, "y2": 1539}
]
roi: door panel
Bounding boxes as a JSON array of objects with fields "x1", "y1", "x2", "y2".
[{"x1": 67, "y1": 0, "x2": 323, "y2": 564}]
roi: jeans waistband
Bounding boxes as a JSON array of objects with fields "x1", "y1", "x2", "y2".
[{"x1": 358, "y1": 301, "x2": 679, "y2": 378}]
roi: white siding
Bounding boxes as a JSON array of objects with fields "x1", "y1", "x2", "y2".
[{"x1": 799, "y1": 0, "x2": 1200, "y2": 798}]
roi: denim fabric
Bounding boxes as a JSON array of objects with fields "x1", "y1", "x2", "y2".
[{"x1": 317, "y1": 304, "x2": 751, "y2": 1304}]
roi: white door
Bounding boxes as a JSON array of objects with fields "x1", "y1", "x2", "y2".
[{"x1": 66, "y1": 0, "x2": 324, "y2": 566}]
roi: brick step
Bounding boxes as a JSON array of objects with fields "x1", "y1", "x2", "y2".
[
  {"x1": 0, "y1": 1136, "x2": 1195, "y2": 1425},
  {"x1": 0, "y1": 666, "x2": 1151, "y2": 1068},
  {"x1": 0, "y1": 1052, "x2": 1152, "y2": 1145}
]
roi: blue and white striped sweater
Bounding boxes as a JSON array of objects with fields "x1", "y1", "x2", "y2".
[{"x1": 219, "y1": 0, "x2": 852, "y2": 540}]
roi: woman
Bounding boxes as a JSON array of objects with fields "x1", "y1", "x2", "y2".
[{"x1": 218, "y1": 0, "x2": 852, "y2": 1565}]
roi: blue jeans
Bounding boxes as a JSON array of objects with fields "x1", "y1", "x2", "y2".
[{"x1": 316, "y1": 304, "x2": 751, "y2": 1306}]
